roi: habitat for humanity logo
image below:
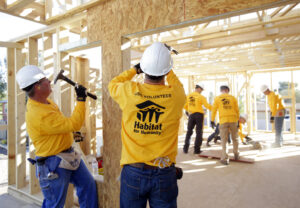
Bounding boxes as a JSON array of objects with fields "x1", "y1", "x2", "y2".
[
  {"x1": 134, "y1": 100, "x2": 165, "y2": 135},
  {"x1": 221, "y1": 98, "x2": 232, "y2": 109},
  {"x1": 189, "y1": 96, "x2": 195, "y2": 106}
]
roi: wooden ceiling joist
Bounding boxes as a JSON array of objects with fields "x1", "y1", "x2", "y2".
[
  {"x1": 45, "y1": 0, "x2": 105, "y2": 24},
  {"x1": 7, "y1": 0, "x2": 36, "y2": 12}
]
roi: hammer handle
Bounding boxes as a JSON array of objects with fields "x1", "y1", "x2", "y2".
[{"x1": 62, "y1": 77, "x2": 98, "y2": 100}]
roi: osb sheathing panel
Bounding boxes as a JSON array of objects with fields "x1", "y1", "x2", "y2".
[
  {"x1": 101, "y1": 38, "x2": 123, "y2": 208},
  {"x1": 87, "y1": 0, "x2": 184, "y2": 42},
  {"x1": 184, "y1": 0, "x2": 288, "y2": 19},
  {"x1": 88, "y1": 0, "x2": 285, "y2": 42}
]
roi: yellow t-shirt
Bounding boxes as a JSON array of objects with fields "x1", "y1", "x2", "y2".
[
  {"x1": 184, "y1": 92, "x2": 212, "y2": 114},
  {"x1": 238, "y1": 123, "x2": 247, "y2": 143},
  {"x1": 211, "y1": 93, "x2": 239, "y2": 124},
  {"x1": 109, "y1": 69, "x2": 186, "y2": 166},
  {"x1": 26, "y1": 98, "x2": 85, "y2": 157},
  {"x1": 267, "y1": 91, "x2": 285, "y2": 117}
]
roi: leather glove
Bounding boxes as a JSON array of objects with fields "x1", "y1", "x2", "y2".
[
  {"x1": 270, "y1": 116, "x2": 274, "y2": 123},
  {"x1": 134, "y1": 63, "x2": 143, "y2": 74},
  {"x1": 185, "y1": 111, "x2": 189, "y2": 117},
  {"x1": 210, "y1": 121, "x2": 216, "y2": 129},
  {"x1": 75, "y1": 84, "x2": 87, "y2": 101}
]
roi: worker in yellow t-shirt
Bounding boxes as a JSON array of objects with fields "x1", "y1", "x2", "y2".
[
  {"x1": 109, "y1": 42, "x2": 185, "y2": 208},
  {"x1": 183, "y1": 84, "x2": 212, "y2": 154},
  {"x1": 261, "y1": 85, "x2": 286, "y2": 147},
  {"x1": 16, "y1": 65, "x2": 98, "y2": 207},
  {"x1": 211, "y1": 85, "x2": 239, "y2": 165}
]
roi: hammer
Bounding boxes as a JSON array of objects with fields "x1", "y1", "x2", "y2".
[{"x1": 54, "y1": 69, "x2": 97, "y2": 100}]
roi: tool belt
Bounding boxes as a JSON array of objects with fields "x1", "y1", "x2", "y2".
[
  {"x1": 27, "y1": 146, "x2": 74, "y2": 166},
  {"x1": 127, "y1": 163, "x2": 183, "y2": 180},
  {"x1": 128, "y1": 163, "x2": 174, "y2": 170}
]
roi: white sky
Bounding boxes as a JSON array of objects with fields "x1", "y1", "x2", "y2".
[{"x1": 0, "y1": 12, "x2": 45, "y2": 42}]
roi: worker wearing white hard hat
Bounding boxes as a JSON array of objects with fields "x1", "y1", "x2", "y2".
[
  {"x1": 183, "y1": 83, "x2": 212, "y2": 154},
  {"x1": 16, "y1": 65, "x2": 98, "y2": 207},
  {"x1": 211, "y1": 85, "x2": 240, "y2": 165},
  {"x1": 260, "y1": 85, "x2": 286, "y2": 147},
  {"x1": 109, "y1": 42, "x2": 185, "y2": 207}
]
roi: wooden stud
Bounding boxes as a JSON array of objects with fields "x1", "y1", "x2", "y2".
[
  {"x1": 7, "y1": 47, "x2": 16, "y2": 186},
  {"x1": 28, "y1": 37, "x2": 40, "y2": 195},
  {"x1": 15, "y1": 48, "x2": 27, "y2": 189},
  {"x1": 76, "y1": 57, "x2": 91, "y2": 155},
  {"x1": 0, "y1": 0, "x2": 6, "y2": 9}
]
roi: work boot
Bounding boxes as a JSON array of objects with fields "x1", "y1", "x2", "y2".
[
  {"x1": 220, "y1": 159, "x2": 229, "y2": 165},
  {"x1": 183, "y1": 145, "x2": 189, "y2": 154},
  {"x1": 271, "y1": 143, "x2": 282, "y2": 148},
  {"x1": 206, "y1": 142, "x2": 211, "y2": 147},
  {"x1": 234, "y1": 153, "x2": 240, "y2": 160},
  {"x1": 193, "y1": 150, "x2": 202, "y2": 155}
]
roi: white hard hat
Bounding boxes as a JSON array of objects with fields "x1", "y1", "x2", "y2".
[
  {"x1": 140, "y1": 42, "x2": 173, "y2": 76},
  {"x1": 260, "y1": 85, "x2": 269, "y2": 93},
  {"x1": 240, "y1": 114, "x2": 248, "y2": 121},
  {"x1": 197, "y1": 83, "x2": 204, "y2": 90},
  {"x1": 16, "y1": 65, "x2": 46, "y2": 89}
]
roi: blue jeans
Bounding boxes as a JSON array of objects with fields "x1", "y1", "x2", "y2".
[
  {"x1": 36, "y1": 156, "x2": 98, "y2": 208},
  {"x1": 275, "y1": 116, "x2": 285, "y2": 146},
  {"x1": 120, "y1": 165, "x2": 178, "y2": 208}
]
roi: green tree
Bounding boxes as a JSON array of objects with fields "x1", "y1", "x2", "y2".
[
  {"x1": 278, "y1": 81, "x2": 300, "y2": 103},
  {"x1": 0, "y1": 72, "x2": 6, "y2": 99}
]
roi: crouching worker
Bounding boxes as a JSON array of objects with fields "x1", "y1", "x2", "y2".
[
  {"x1": 16, "y1": 65, "x2": 98, "y2": 208},
  {"x1": 238, "y1": 114, "x2": 262, "y2": 150},
  {"x1": 109, "y1": 42, "x2": 186, "y2": 208}
]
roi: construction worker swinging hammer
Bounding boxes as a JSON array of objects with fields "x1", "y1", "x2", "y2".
[{"x1": 16, "y1": 65, "x2": 98, "y2": 208}]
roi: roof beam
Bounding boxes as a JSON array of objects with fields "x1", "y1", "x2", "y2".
[
  {"x1": 7, "y1": 0, "x2": 36, "y2": 12},
  {"x1": 0, "y1": 41, "x2": 24, "y2": 48},
  {"x1": 0, "y1": 7, "x2": 47, "y2": 24},
  {"x1": 46, "y1": 0, "x2": 105, "y2": 24},
  {"x1": 280, "y1": 3, "x2": 298, "y2": 16},
  {"x1": 270, "y1": 5, "x2": 285, "y2": 18}
]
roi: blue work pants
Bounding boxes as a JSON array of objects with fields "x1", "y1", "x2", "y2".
[
  {"x1": 275, "y1": 116, "x2": 285, "y2": 146},
  {"x1": 36, "y1": 156, "x2": 98, "y2": 208},
  {"x1": 120, "y1": 165, "x2": 178, "y2": 208}
]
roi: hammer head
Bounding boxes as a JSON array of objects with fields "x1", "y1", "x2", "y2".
[{"x1": 54, "y1": 69, "x2": 65, "y2": 84}]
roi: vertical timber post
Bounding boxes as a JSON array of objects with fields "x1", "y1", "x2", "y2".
[{"x1": 7, "y1": 48, "x2": 16, "y2": 186}]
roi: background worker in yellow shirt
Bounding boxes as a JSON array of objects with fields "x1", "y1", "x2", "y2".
[
  {"x1": 109, "y1": 42, "x2": 185, "y2": 208},
  {"x1": 16, "y1": 65, "x2": 98, "y2": 208},
  {"x1": 183, "y1": 84, "x2": 212, "y2": 154},
  {"x1": 211, "y1": 85, "x2": 239, "y2": 165},
  {"x1": 261, "y1": 85, "x2": 286, "y2": 147}
]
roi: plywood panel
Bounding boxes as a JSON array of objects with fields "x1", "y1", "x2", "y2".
[
  {"x1": 88, "y1": 0, "x2": 289, "y2": 42},
  {"x1": 15, "y1": 48, "x2": 27, "y2": 189},
  {"x1": 185, "y1": 0, "x2": 291, "y2": 20},
  {"x1": 100, "y1": 36, "x2": 123, "y2": 208},
  {"x1": 87, "y1": 0, "x2": 184, "y2": 43},
  {"x1": 7, "y1": 48, "x2": 16, "y2": 186}
]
